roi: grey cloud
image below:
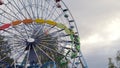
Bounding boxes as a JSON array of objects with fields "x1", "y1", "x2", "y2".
[
  {"x1": 64, "y1": 0, "x2": 120, "y2": 39},
  {"x1": 82, "y1": 39, "x2": 120, "y2": 68},
  {"x1": 63, "y1": 0, "x2": 120, "y2": 68}
]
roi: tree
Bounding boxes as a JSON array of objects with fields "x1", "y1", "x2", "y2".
[
  {"x1": 0, "y1": 35, "x2": 13, "y2": 67},
  {"x1": 115, "y1": 51, "x2": 120, "y2": 68},
  {"x1": 108, "y1": 50, "x2": 120, "y2": 68},
  {"x1": 108, "y1": 58, "x2": 116, "y2": 68}
]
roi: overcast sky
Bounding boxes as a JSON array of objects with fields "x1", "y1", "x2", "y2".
[
  {"x1": 64, "y1": 0, "x2": 120, "y2": 68},
  {"x1": 1, "y1": 0, "x2": 120, "y2": 68}
]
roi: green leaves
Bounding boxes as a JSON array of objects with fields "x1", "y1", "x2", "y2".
[{"x1": 0, "y1": 35, "x2": 13, "y2": 65}]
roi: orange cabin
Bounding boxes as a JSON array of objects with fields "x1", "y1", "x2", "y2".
[
  {"x1": 11, "y1": 20, "x2": 22, "y2": 26},
  {"x1": 22, "y1": 19, "x2": 33, "y2": 24}
]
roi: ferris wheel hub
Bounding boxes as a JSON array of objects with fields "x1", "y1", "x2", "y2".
[{"x1": 27, "y1": 38, "x2": 35, "y2": 43}]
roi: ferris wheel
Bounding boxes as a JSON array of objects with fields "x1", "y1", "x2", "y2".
[{"x1": 0, "y1": 0, "x2": 87, "y2": 68}]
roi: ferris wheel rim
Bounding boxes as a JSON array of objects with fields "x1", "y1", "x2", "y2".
[{"x1": 0, "y1": 0, "x2": 87, "y2": 68}]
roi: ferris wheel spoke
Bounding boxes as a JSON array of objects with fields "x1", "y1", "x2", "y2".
[
  {"x1": 36, "y1": 26, "x2": 61, "y2": 39},
  {"x1": 5, "y1": 35, "x2": 25, "y2": 41},
  {"x1": 13, "y1": 52, "x2": 25, "y2": 60},
  {"x1": 0, "y1": 55, "x2": 9, "y2": 62},
  {"x1": 21, "y1": 25, "x2": 34, "y2": 38},
  {"x1": 40, "y1": 0, "x2": 44, "y2": 18},
  {"x1": 38, "y1": 4, "x2": 57, "y2": 33},
  {"x1": 39, "y1": 40, "x2": 71, "y2": 50},
  {"x1": 48, "y1": 6, "x2": 63, "y2": 21},
  {"x1": 10, "y1": 47, "x2": 25, "y2": 53},
  {"x1": 0, "y1": 21, "x2": 5, "y2": 25},
  {"x1": 4, "y1": 4, "x2": 21, "y2": 20},
  {"x1": 59, "y1": 46, "x2": 72, "y2": 50},
  {"x1": 33, "y1": 0, "x2": 41, "y2": 18},
  {"x1": 35, "y1": 26, "x2": 55, "y2": 38},
  {"x1": 53, "y1": 11, "x2": 64, "y2": 21},
  {"x1": 24, "y1": 24, "x2": 35, "y2": 36},
  {"x1": 37, "y1": 43, "x2": 70, "y2": 63},
  {"x1": 7, "y1": 0, "x2": 26, "y2": 18},
  {"x1": 37, "y1": 43, "x2": 66, "y2": 58},
  {"x1": 21, "y1": 25, "x2": 30, "y2": 38},
  {"x1": 0, "y1": 46, "x2": 8, "y2": 52},
  {"x1": 44, "y1": 0, "x2": 51, "y2": 19},
  {"x1": 29, "y1": 24, "x2": 39, "y2": 33},
  {"x1": 48, "y1": 9, "x2": 59, "y2": 21},
  {"x1": 1, "y1": 25, "x2": 27, "y2": 41},
  {"x1": 32, "y1": 45, "x2": 42, "y2": 66},
  {"x1": 18, "y1": 23, "x2": 36, "y2": 37},
  {"x1": 12, "y1": 27, "x2": 29, "y2": 40},
  {"x1": 40, "y1": 42, "x2": 59, "y2": 47},
  {"x1": 0, "y1": 8, "x2": 18, "y2": 20},
  {"x1": 27, "y1": 23, "x2": 37, "y2": 30},
  {"x1": 10, "y1": 48, "x2": 25, "y2": 58},
  {"x1": 49, "y1": 29, "x2": 64, "y2": 35},
  {"x1": 28, "y1": 0, "x2": 36, "y2": 19},
  {"x1": 40, "y1": 36, "x2": 73, "y2": 43},
  {"x1": 2, "y1": 30, "x2": 26, "y2": 40},
  {"x1": 0, "y1": 13, "x2": 13, "y2": 21},
  {"x1": 11, "y1": 49, "x2": 25, "y2": 55},
  {"x1": 8, "y1": 43, "x2": 22, "y2": 47},
  {"x1": 40, "y1": 37, "x2": 57, "y2": 41},
  {"x1": 32, "y1": 24, "x2": 45, "y2": 37},
  {"x1": 10, "y1": 45, "x2": 25, "y2": 50},
  {"x1": 46, "y1": 6, "x2": 56, "y2": 19},
  {"x1": 59, "y1": 34, "x2": 71, "y2": 37},
  {"x1": 39, "y1": 29, "x2": 64, "y2": 39},
  {"x1": 58, "y1": 40, "x2": 73, "y2": 43},
  {"x1": 42, "y1": 0, "x2": 49, "y2": 19},
  {"x1": 35, "y1": 0, "x2": 39, "y2": 18},
  {"x1": 10, "y1": 51, "x2": 25, "y2": 67},
  {"x1": 39, "y1": 41, "x2": 57, "y2": 47},
  {"x1": 12, "y1": 22, "x2": 34, "y2": 39},
  {"x1": 39, "y1": 39, "x2": 72, "y2": 52},
  {"x1": 2, "y1": 27, "x2": 27, "y2": 41},
  {"x1": 40, "y1": 39, "x2": 57, "y2": 42},
  {"x1": 72, "y1": 59, "x2": 76, "y2": 67},
  {"x1": 25, "y1": 45, "x2": 30, "y2": 67},
  {"x1": 35, "y1": 44, "x2": 55, "y2": 62},
  {"x1": 19, "y1": 0, "x2": 32, "y2": 18}
]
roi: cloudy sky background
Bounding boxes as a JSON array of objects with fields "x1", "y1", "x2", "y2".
[{"x1": 64, "y1": 0, "x2": 120, "y2": 68}]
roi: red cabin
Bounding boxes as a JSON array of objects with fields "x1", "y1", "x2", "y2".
[
  {"x1": 0, "y1": 23, "x2": 11, "y2": 30},
  {"x1": 55, "y1": 0, "x2": 61, "y2": 3},
  {"x1": 0, "y1": 0, "x2": 3, "y2": 5},
  {"x1": 56, "y1": 3, "x2": 61, "y2": 8}
]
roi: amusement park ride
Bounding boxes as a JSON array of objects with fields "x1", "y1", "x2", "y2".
[{"x1": 0, "y1": 0, "x2": 88, "y2": 68}]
